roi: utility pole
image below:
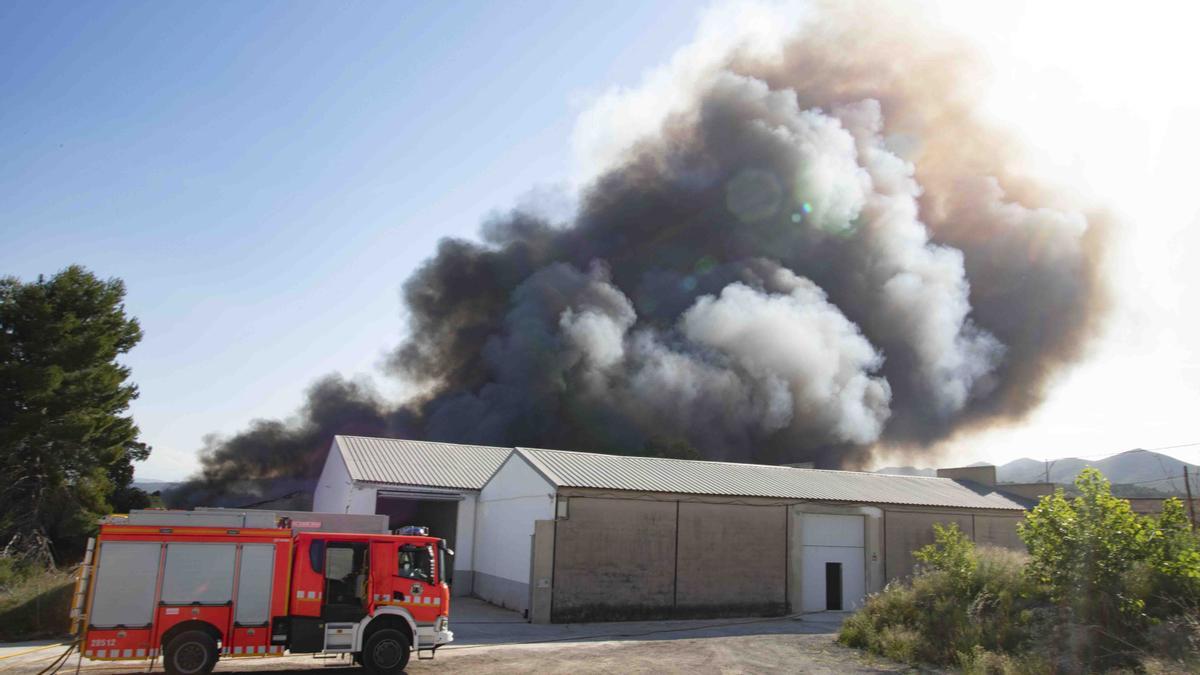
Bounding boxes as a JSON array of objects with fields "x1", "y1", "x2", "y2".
[{"x1": 1185, "y1": 467, "x2": 1196, "y2": 530}]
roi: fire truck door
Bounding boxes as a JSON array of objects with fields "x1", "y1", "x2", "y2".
[{"x1": 322, "y1": 542, "x2": 369, "y2": 622}]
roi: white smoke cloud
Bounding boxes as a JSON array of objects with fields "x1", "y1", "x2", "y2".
[
  {"x1": 548, "y1": 261, "x2": 892, "y2": 452},
  {"x1": 680, "y1": 268, "x2": 892, "y2": 444},
  {"x1": 832, "y1": 98, "x2": 1006, "y2": 416},
  {"x1": 572, "y1": 0, "x2": 807, "y2": 184}
]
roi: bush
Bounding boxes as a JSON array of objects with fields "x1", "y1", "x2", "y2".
[
  {"x1": 837, "y1": 533, "x2": 1037, "y2": 666},
  {"x1": 841, "y1": 469, "x2": 1200, "y2": 672},
  {"x1": 1020, "y1": 469, "x2": 1200, "y2": 670}
]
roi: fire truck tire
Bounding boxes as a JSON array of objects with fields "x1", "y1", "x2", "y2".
[
  {"x1": 362, "y1": 628, "x2": 411, "y2": 674},
  {"x1": 164, "y1": 630, "x2": 219, "y2": 675}
]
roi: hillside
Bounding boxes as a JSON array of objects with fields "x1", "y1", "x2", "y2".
[{"x1": 877, "y1": 449, "x2": 1199, "y2": 496}]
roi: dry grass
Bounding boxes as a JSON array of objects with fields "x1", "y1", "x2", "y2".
[{"x1": 0, "y1": 564, "x2": 75, "y2": 641}]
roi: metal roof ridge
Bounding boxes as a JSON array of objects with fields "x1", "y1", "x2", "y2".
[
  {"x1": 515, "y1": 445, "x2": 961, "y2": 481},
  {"x1": 334, "y1": 434, "x2": 510, "y2": 451},
  {"x1": 513, "y1": 447, "x2": 567, "y2": 486}
]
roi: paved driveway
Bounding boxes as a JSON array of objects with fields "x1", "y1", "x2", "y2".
[{"x1": 0, "y1": 599, "x2": 914, "y2": 674}]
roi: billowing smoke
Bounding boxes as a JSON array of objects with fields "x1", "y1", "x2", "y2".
[{"x1": 170, "y1": 1, "x2": 1108, "y2": 504}]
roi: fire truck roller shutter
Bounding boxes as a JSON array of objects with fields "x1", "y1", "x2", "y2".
[
  {"x1": 90, "y1": 542, "x2": 161, "y2": 628},
  {"x1": 235, "y1": 545, "x2": 275, "y2": 626},
  {"x1": 162, "y1": 544, "x2": 236, "y2": 605}
]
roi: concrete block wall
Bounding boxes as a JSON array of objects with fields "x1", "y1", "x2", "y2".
[
  {"x1": 551, "y1": 497, "x2": 678, "y2": 621},
  {"x1": 883, "y1": 508, "x2": 1025, "y2": 579},
  {"x1": 675, "y1": 502, "x2": 787, "y2": 616},
  {"x1": 548, "y1": 493, "x2": 1028, "y2": 622},
  {"x1": 550, "y1": 496, "x2": 789, "y2": 622}
]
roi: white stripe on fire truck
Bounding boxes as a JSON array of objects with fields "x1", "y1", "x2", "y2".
[
  {"x1": 95, "y1": 650, "x2": 105, "y2": 658},
  {"x1": 123, "y1": 649, "x2": 132, "y2": 658},
  {"x1": 233, "y1": 646, "x2": 242, "y2": 654},
  {"x1": 136, "y1": 649, "x2": 145, "y2": 657},
  {"x1": 434, "y1": 597, "x2": 441, "y2": 606}
]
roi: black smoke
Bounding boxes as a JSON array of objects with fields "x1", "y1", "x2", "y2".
[{"x1": 169, "y1": 3, "x2": 1108, "y2": 504}]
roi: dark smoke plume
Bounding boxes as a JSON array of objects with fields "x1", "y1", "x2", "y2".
[{"x1": 170, "y1": 2, "x2": 1108, "y2": 504}]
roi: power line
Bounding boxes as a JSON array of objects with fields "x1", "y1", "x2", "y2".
[
  {"x1": 1142, "y1": 441, "x2": 1200, "y2": 453},
  {"x1": 1042, "y1": 441, "x2": 1200, "y2": 464}
]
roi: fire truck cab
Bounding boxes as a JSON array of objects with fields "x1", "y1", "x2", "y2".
[{"x1": 74, "y1": 511, "x2": 453, "y2": 675}]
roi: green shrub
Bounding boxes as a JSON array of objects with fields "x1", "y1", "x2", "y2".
[
  {"x1": 837, "y1": 543, "x2": 1036, "y2": 666},
  {"x1": 841, "y1": 470, "x2": 1200, "y2": 671},
  {"x1": 0, "y1": 556, "x2": 33, "y2": 590},
  {"x1": 1020, "y1": 469, "x2": 1200, "y2": 670}
]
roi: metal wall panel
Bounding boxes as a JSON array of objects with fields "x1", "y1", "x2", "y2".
[
  {"x1": 90, "y1": 542, "x2": 161, "y2": 628},
  {"x1": 235, "y1": 545, "x2": 275, "y2": 625},
  {"x1": 161, "y1": 543, "x2": 236, "y2": 604}
]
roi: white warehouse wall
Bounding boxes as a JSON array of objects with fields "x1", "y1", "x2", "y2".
[
  {"x1": 313, "y1": 441, "x2": 353, "y2": 513},
  {"x1": 454, "y1": 493, "x2": 477, "y2": 591},
  {"x1": 474, "y1": 453, "x2": 555, "y2": 615}
]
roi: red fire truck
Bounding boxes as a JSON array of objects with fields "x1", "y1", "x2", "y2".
[{"x1": 71, "y1": 510, "x2": 453, "y2": 675}]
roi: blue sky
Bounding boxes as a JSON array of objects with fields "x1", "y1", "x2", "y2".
[
  {"x1": 1, "y1": 1, "x2": 700, "y2": 478},
  {"x1": 4, "y1": 0, "x2": 1200, "y2": 479}
]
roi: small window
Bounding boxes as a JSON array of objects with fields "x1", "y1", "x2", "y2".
[
  {"x1": 309, "y1": 539, "x2": 326, "y2": 574},
  {"x1": 397, "y1": 545, "x2": 433, "y2": 583},
  {"x1": 326, "y1": 546, "x2": 356, "y2": 580}
]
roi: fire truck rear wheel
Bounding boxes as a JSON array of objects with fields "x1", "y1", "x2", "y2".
[
  {"x1": 362, "y1": 628, "x2": 411, "y2": 674},
  {"x1": 164, "y1": 630, "x2": 218, "y2": 675}
]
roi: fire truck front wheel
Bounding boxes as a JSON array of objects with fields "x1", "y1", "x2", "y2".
[
  {"x1": 362, "y1": 628, "x2": 411, "y2": 674},
  {"x1": 164, "y1": 630, "x2": 219, "y2": 675}
]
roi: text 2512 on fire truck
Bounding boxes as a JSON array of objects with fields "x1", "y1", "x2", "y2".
[{"x1": 70, "y1": 509, "x2": 454, "y2": 675}]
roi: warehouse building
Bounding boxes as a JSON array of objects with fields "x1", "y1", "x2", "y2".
[
  {"x1": 312, "y1": 435, "x2": 511, "y2": 595},
  {"x1": 313, "y1": 436, "x2": 1030, "y2": 622}
]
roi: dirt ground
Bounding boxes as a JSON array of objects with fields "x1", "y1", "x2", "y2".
[
  {"x1": 2, "y1": 634, "x2": 914, "y2": 675},
  {"x1": 0, "y1": 600, "x2": 920, "y2": 674}
]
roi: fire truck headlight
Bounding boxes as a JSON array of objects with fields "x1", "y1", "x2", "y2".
[{"x1": 436, "y1": 615, "x2": 448, "y2": 632}]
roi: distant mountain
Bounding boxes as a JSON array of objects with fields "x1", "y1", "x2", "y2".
[
  {"x1": 876, "y1": 449, "x2": 1199, "y2": 496},
  {"x1": 999, "y1": 450, "x2": 1198, "y2": 493},
  {"x1": 132, "y1": 479, "x2": 180, "y2": 493}
]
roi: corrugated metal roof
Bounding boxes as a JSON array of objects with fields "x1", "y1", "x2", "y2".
[
  {"x1": 515, "y1": 447, "x2": 1027, "y2": 511},
  {"x1": 335, "y1": 435, "x2": 511, "y2": 490}
]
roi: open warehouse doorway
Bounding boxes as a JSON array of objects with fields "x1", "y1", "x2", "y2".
[{"x1": 376, "y1": 490, "x2": 461, "y2": 554}]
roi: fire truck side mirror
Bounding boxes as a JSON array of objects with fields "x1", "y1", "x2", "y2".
[{"x1": 440, "y1": 540, "x2": 454, "y2": 587}]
